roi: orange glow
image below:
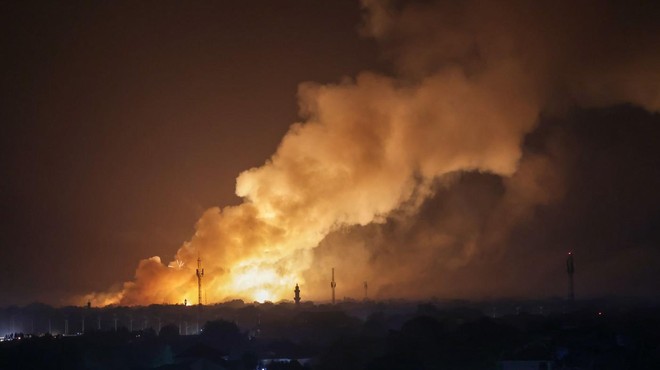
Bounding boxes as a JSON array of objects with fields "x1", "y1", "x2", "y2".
[
  {"x1": 254, "y1": 289, "x2": 274, "y2": 303},
  {"x1": 226, "y1": 263, "x2": 295, "y2": 303}
]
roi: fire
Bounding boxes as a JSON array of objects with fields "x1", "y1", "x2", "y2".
[
  {"x1": 79, "y1": 0, "x2": 660, "y2": 307},
  {"x1": 254, "y1": 290, "x2": 274, "y2": 303},
  {"x1": 226, "y1": 263, "x2": 295, "y2": 303}
]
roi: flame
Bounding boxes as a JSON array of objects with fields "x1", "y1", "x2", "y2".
[
  {"x1": 253, "y1": 289, "x2": 274, "y2": 303},
  {"x1": 227, "y1": 263, "x2": 295, "y2": 303}
]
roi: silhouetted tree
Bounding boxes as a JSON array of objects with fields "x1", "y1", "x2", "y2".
[
  {"x1": 268, "y1": 360, "x2": 307, "y2": 370},
  {"x1": 241, "y1": 351, "x2": 259, "y2": 370},
  {"x1": 159, "y1": 323, "x2": 180, "y2": 343},
  {"x1": 201, "y1": 319, "x2": 242, "y2": 349}
]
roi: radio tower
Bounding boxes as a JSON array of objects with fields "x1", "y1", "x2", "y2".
[
  {"x1": 330, "y1": 268, "x2": 337, "y2": 304},
  {"x1": 364, "y1": 281, "x2": 368, "y2": 301},
  {"x1": 566, "y1": 252, "x2": 575, "y2": 302},
  {"x1": 196, "y1": 256, "x2": 204, "y2": 334},
  {"x1": 196, "y1": 257, "x2": 204, "y2": 306}
]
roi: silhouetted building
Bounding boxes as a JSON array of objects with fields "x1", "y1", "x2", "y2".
[{"x1": 294, "y1": 284, "x2": 301, "y2": 305}]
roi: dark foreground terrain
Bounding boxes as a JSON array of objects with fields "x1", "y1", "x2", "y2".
[{"x1": 1, "y1": 298, "x2": 659, "y2": 369}]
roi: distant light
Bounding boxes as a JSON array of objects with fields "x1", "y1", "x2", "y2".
[
  {"x1": 254, "y1": 289, "x2": 273, "y2": 303},
  {"x1": 598, "y1": 311, "x2": 603, "y2": 316}
]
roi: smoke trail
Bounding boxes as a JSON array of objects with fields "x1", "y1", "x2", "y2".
[{"x1": 83, "y1": 0, "x2": 659, "y2": 305}]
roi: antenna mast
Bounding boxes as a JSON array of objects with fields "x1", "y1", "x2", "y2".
[
  {"x1": 330, "y1": 268, "x2": 336, "y2": 304},
  {"x1": 566, "y1": 252, "x2": 575, "y2": 302},
  {"x1": 196, "y1": 256, "x2": 204, "y2": 306}
]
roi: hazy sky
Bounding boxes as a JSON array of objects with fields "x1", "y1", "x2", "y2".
[{"x1": 1, "y1": 0, "x2": 659, "y2": 306}]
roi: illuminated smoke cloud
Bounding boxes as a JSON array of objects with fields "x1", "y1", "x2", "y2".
[{"x1": 83, "y1": 0, "x2": 659, "y2": 305}]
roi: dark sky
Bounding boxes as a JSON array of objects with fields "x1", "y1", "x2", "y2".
[
  {"x1": 0, "y1": 1, "x2": 380, "y2": 305},
  {"x1": 1, "y1": 1, "x2": 659, "y2": 306}
]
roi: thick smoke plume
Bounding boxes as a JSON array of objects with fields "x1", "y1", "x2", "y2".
[{"x1": 84, "y1": 0, "x2": 659, "y2": 305}]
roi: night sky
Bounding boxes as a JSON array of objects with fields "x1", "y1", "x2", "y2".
[{"x1": 1, "y1": 0, "x2": 659, "y2": 306}]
